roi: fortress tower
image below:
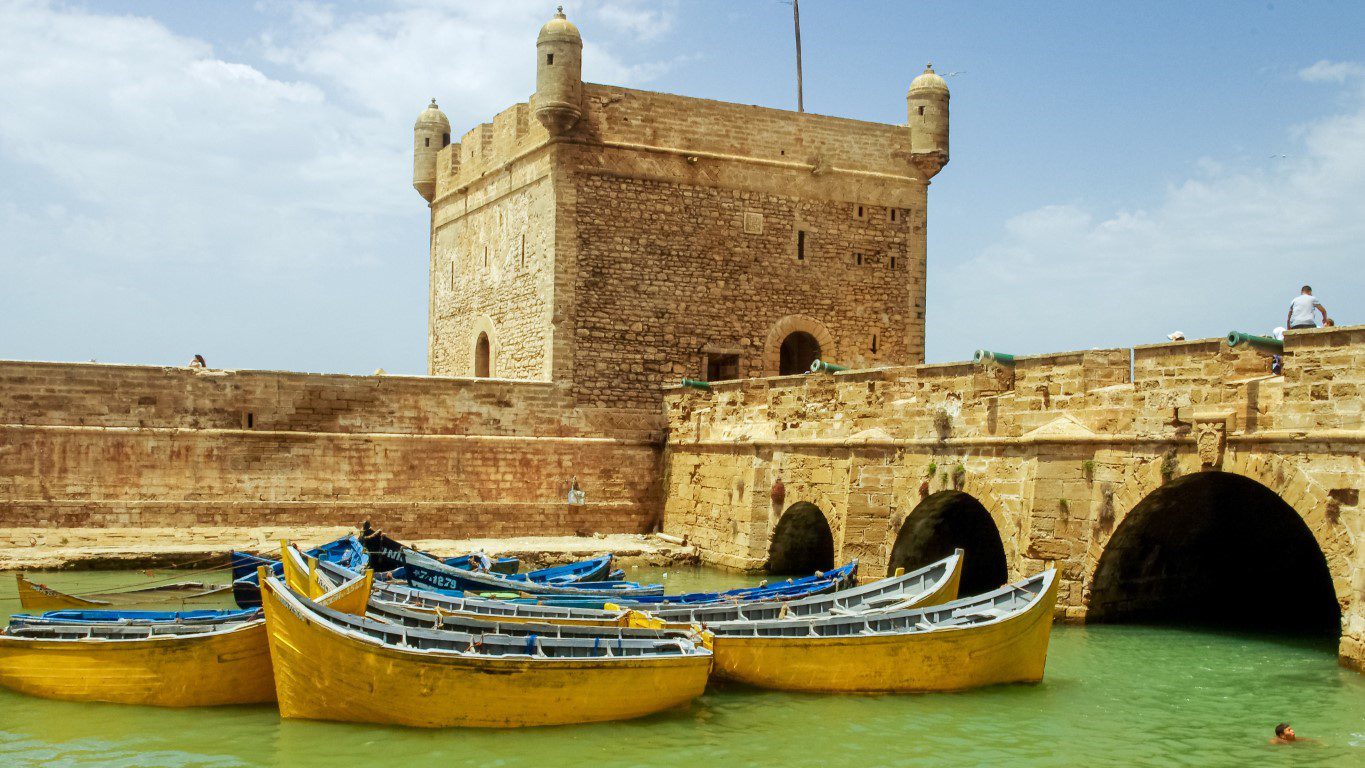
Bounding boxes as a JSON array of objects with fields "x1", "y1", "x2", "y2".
[{"x1": 414, "y1": 9, "x2": 949, "y2": 409}]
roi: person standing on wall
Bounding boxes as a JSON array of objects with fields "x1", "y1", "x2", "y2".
[{"x1": 1286, "y1": 286, "x2": 1329, "y2": 330}]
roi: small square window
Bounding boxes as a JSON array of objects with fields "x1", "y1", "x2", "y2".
[
  {"x1": 547, "y1": 53, "x2": 554, "y2": 65},
  {"x1": 854, "y1": 253, "x2": 863, "y2": 266},
  {"x1": 706, "y1": 354, "x2": 740, "y2": 382}
]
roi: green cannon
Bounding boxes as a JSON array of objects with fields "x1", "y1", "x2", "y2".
[
  {"x1": 680, "y1": 378, "x2": 713, "y2": 390},
  {"x1": 973, "y1": 349, "x2": 1016, "y2": 367},
  {"x1": 808, "y1": 359, "x2": 848, "y2": 374},
  {"x1": 1226, "y1": 331, "x2": 1283, "y2": 354}
]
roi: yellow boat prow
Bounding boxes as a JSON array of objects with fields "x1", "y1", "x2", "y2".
[
  {"x1": 260, "y1": 575, "x2": 713, "y2": 728},
  {"x1": 14, "y1": 573, "x2": 112, "y2": 611},
  {"x1": 711, "y1": 569, "x2": 1059, "y2": 693},
  {"x1": 315, "y1": 568, "x2": 373, "y2": 616}
]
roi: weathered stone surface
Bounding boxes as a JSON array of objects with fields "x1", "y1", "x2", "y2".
[
  {"x1": 0, "y1": 362, "x2": 661, "y2": 540},
  {"x1": 661, "y1": 326, "x2": 1365, "y2": 670},
  {"x1": 426, "y1": 82, "x2": 936, "y2": 410}
]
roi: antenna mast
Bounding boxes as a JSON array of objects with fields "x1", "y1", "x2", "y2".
[{"x1": 793, "y1": 0, "x2": 804, "y2": 112}]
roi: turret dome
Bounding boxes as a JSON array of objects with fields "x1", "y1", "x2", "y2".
[
  {"x1": 414, "y1": 98, "x2": 451, "y2": 131},
  {"x1": 909, "y1": 64, "x2": 949, "y2": 94},
  {"x1": 538, "y1": 7, "x2": 581, "y2": 44}
]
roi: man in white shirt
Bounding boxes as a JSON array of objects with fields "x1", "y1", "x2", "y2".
[{"x1": 1286, "y1": 285, "x2": 1328, "y2": 330}]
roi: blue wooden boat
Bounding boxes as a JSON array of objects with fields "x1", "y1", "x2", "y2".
[
  {"x1": 389, "y1": 546, "x2": 665, "y2": 598},
  {"x1": 9, "y1": 608, "x2": 262, "y2": 628},
  {"x1": 231, "y1": 535, "x2": 368, "y2": 608},
  {"x1": 389, "y1": 553, "x2": 615, "y2": 586},
  {"x1": 505, "y1": 555, "x2": 620, "y2": 585},
  {"x1": 333, "y1": 558, "x2": 857, "y2": 610},
  {"x1": 495, "y1": 562, "x2": 860, "y2": 609},
  {"x1": 628, "y1": 561, "x2": 858, "y2": 606},
  {"x1": 359, "y1": 530, "x2": 517, "y2": 575},
  {"x1": 361, "y1": 531, "x2": 629, "y2": 589}
]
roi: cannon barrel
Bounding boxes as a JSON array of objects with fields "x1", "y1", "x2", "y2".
[
  {"x1": 680, "y1": 378, "x2": 712, "y2": 390},
  {"x1": 808, "y1": 359, "x2": 848, "y2": 374},
  {"x1": 1226, "y1": 331, "x2": 1283, "y2": 354},
  {"x1": 973, "y1": 349, "x2": 1016, "y2": 367}
]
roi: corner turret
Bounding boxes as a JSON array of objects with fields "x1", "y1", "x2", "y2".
[
  {"x1": 534, "y1": 6, "x2": 583, "y2": 136},
  {"x1": 908, "y1": 63, "x2": 949, "y2": 178},
  {"x1": 413, "y1": 98, "x2": 451, "y2": 202}
]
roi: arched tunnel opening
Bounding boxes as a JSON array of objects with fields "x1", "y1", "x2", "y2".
[
  {"x1": 1089, "y1": 471, "x2": 1339, "y2": 636},
  {"x1": 767, "y1": 502, "x2": 835, "y2": 575},
  {"x1": 890, "y1": 491, "x2": 1009, "y2": 596}
]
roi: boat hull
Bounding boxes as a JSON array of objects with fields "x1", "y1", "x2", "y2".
[
  {"x1": 262, "y1": 582, "x2": 711, "y2": 728},
  {"x1": 15, "y1": 574, "x2": 110, "y2": 611},
  {"x1": 0, "y1": 622, "x2": 275, "y2": 707},
  {"x1": 712, "y1": 572, "x2": 1058, "y2": 693}
]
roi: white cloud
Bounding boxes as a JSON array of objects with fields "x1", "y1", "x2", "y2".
[
  {"x1": 931, "y1": 61, "x2": 1365, "y2": 358},
  {"x1": 0, "y1": 0, "x2": 673, "y2": 372},
  {"x1": 1299, "y1": 60, "x2": 1365, "y2": 84},
  {"x1": 593, "y1": 0, "x2": 678, "y2": 43}
]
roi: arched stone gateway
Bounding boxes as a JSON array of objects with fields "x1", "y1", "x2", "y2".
[
  {"x1": 1089, "y1": 471, "x2": 1340, "y2": 635},
  {"x1": 767, "y1": 501, "x2": 835, "y2": 575},
  {"x1": 890, "y1": 491, "x2": 1008, "y2": 596},
  {"x1": 762, "y1": 315, "x2": 835, "y2": 376},
  {"x1": 779, "y1": 332, "x2": 821, "y2": 376}
]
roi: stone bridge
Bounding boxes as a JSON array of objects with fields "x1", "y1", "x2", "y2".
[{"x1": 660, "y1": 325, "x2": 1365, "y2": 670}]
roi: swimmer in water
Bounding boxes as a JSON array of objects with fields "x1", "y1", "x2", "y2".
[{"x1": 1269, "y1": 723, "x2": 1318, "y2": 745}]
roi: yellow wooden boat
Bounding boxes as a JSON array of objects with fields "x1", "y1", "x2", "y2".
[
  {"x1": 0, "y1": 615, "x2": 274, "y2": 707},
  {"x1": 0, "y1": 566, "x2": 372, "y2": 708},
  {"x1": 260, "y1": 573, "x2": 714, "y2": 728},
  {"x1": 15, "y1": 573, "x2": 112, "y2": 611},
  {"x1": 708, "y1": 569, "x2": 1059, "y2": 693},
  {"x1": 348, "y1": 550, "x2": 962, "y2": 631}
]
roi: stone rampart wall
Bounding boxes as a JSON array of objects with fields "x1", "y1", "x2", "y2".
[{"x1": 0, "y1": 361, "x2": 661, "y2": 538}]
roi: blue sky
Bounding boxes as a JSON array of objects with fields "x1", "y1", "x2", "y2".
[{"x1": 2, "y1": 0, "x2": 1363, "y2": 373}]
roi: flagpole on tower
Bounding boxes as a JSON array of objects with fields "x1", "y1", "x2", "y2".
[{"x1": 793, "y1": 0, "x2": 804, "y2": 112}]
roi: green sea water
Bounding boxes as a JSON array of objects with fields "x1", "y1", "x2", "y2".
[{"x1": 2, "y1": 566, "x2": 1362, "y2": 768}]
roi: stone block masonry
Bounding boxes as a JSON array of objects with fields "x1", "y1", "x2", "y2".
[
  {"x1": 0, "y1": 361, "x2": 661, "y2": 539},
  {"x1": 425, "y1": 80, "x2": 937, "y2": 411},
  {"x1": 661, "y1": 326, "x2": 1365, "y2": 671}
]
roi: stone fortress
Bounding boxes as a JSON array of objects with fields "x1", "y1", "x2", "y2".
[
  {"x1": 416, "y1": 7, "x2": 947, "y2": 408},
  {"x1": 0, "y1": 9, "x2": 1360, "y2": 670}
]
